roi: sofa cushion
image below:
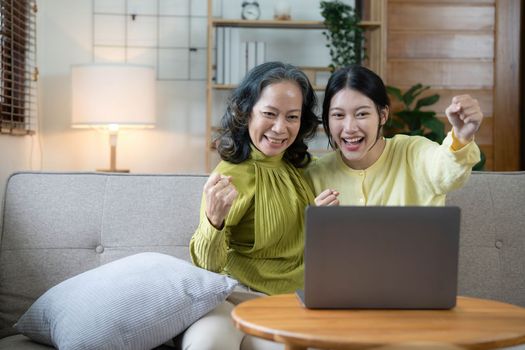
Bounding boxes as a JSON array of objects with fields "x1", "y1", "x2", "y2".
[
  {"x1": 0, "y1": 335, "x2": 52, "y2": 350},
  {"x1": 0, "y1": 172, "x2": 208, "y2": 336},
  {"x1": 0, "y1": 334, "x2": 177, "y2": 350},
  {"x1": 14, "y1": 252, "x2": 237, "y2": 350},
  {"x1": 446, "y1": 171, "x2": 525, "y2": 307}
]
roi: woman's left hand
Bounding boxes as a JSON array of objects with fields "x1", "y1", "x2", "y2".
[
  {"x1": 445, "y1": 94, "x2": 484, "y2": 145},
  {"x1": 315, "y1": 189, "x2": 340, "y2": 206}
]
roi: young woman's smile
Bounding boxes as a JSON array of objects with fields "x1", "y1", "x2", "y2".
[{"x1": 329, "y1": 88, "x2": 388, "y2": 169}]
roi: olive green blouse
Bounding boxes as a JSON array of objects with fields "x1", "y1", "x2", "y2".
[{"x1": 190, "y1": 146, "x2": 314, "y2": 295}]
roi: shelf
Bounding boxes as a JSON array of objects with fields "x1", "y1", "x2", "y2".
[
  {"x1": 212, "y1": 83, "x2": 326, "y2": 91},
  {"x1": 212, "y1": 19, "x2": 325, "y2": 29},
  {"x1": 208, "y1": 147, "x2": 332, "y2": 154},
  {"x1": 205, "y1": 0, "x2": 387, "y2": 172},
  {"x1": 211, "y1": 126, "x2": 326, "y2": 133},
  {"x1": 211, "y1": 19, "x2": 381, "y2": 29},
  {"x1": 211, "y1": 65, "x2": 330, "y2": 91}
]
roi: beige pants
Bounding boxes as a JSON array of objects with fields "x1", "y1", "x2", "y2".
[{"x1": 175, "y1": 285, "x2": 284, "y2": 350}]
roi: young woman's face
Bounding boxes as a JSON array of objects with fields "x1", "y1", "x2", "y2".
[
  {"x1": 248, "y1": 81, "x2": 303, "y2": 157},
  {"x1": 328, "y1": 88, "x2": 388, "y2": 169}
]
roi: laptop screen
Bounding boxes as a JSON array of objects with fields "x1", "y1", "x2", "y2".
[{"x1": 300, "y1": 206, "x2": 460, "y2": 309}]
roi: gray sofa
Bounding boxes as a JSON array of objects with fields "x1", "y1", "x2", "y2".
[{"x1": 1, "y1": 171, "x2": 524, "y2": 349}]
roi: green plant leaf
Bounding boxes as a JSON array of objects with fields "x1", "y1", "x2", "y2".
[
  {"x1": 386, "y1": 118, "x2": 404, "y2": 129},
  {"x1": 424, "y1": 132, "x2": 442, "y2": 142},
  {"x1": 320, "y1": 0, "x2": 365, "y2": 69},
  {"x1": 402, "y1": 83, "x2": 424, "y2": 107},
  {"x1": 386, "y1": 86, "x2": 403, "y2": 102},
  {"x1": 395, "y1": 111, "x2": 420, "y2": 130},
  {"x1": 410, "y1": 85, "x2": 430, "y2": 100},
  {"x1": 472, "y1": 149, "x2": 486, "y2": 171},
  {"x1": 383, "y1": 83, "x2": 444, "y2": 148},
  {"x1": 417, "y1": 111, "x2": 438, "y2": 120},
  {"x1": 420, "y1": 114, "x2": 445, "y2": 142},
  {"x1": 415, "y1": 94, "x2": 440, "y2": 111}
]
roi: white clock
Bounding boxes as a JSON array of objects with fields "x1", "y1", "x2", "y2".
[{"x1": 241, "y1": 1, "x2": 261, "y2": 20}]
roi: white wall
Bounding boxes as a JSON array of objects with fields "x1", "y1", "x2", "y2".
[
  {"x1": 34, "y1": 0, "x2": 337, "y2": 175},
  {"x1": 36, "y1": 0, "x2": 207, "y2": 174},
  {"x1": 0, "y1": 136, "x2": 39, "y2": 230},
  {"x1": 0, "y1": 0, "x2": 346, "y2": 229}
]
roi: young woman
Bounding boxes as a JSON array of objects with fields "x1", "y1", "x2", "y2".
[
  {"x1": 305, "y1": 65, "x2": 483, "y2": 206},
  {"x1": 184, "y1": 62, "x2": 318, "y2": 349}
]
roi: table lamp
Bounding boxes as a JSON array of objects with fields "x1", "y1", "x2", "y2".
[{"x1": 71, "y1": 64, "x2": 156, "y2": 172}]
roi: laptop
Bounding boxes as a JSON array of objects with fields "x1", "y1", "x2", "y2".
[{"x1": 297, "y1": 206, "x2": 460, "y2": 309}]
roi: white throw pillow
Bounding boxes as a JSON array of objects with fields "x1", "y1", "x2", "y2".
[{"x1": 15, "y1": 252, "x2": 237, "y2": 350}]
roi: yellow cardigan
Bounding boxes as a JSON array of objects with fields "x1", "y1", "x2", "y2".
[
  {"x1": 190, "y1": 146, "x2": 314, "y2": 295},
  {"x1": 304, "y1": 132, "x2": 481, "y2": 206}
]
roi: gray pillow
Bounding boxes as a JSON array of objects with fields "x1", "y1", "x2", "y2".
[{"x1": 15, "y1": 252, "x2": 237, "y2": 350}]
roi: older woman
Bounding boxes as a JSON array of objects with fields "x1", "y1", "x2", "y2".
[{"x1": 184, "y1": 62, "x2": 318, "y2": 349}]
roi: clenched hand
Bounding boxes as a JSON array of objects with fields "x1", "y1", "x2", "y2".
[
  {"x1": 445, "y1": 94, "x2": 483, "y2": 145},
  {"x1": 204, "y1": 173, "x2": 238, "y2": 229}
]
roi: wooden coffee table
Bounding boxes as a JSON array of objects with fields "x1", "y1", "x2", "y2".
[{"x1": 231, "y1": 294, "x2": 525, "y2": 350}]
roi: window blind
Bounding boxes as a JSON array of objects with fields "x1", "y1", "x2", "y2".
[{"x1": 0, "y1": 0, "x2": 37, "y2": 135}]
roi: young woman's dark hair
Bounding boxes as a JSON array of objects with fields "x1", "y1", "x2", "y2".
[
  {"x1": 217, "y1": 61, "x2": 319, "y2": 168},
  {"x1": 322, "y1": 65, "x2": 390, "y2": 149}
]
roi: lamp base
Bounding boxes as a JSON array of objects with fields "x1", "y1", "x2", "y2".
[{"x1": 97, "y1": 168, "x2": 130, "y2": 173}]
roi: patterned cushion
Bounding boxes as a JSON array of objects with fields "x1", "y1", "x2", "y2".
[{"x1": 14, "y1": 252, "x2": 237, "y2": 350}]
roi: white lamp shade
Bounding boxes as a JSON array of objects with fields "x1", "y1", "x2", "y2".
[{"x1": 71, "y1": 64, "x2": 156, "y2": 128}]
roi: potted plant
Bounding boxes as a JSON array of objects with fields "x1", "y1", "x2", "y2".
[
  {"x1": 384, "y1": 84, "x2": 445, "y2": 142},
  {"x1": 385, "y1": 83, "x2": 485, "y2": 170},
  {"x1": 320, "y1": 0, "x2": 365, "y2": 71}
]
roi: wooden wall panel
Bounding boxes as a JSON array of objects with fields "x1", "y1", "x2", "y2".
[
  {"x1": 430, "y1": 89, "x2": 493, "y2": 117},
  {"x1": 388, "y1": 32, "x2": 493, "y2": 59},
  {"x1": 386, "y1": 0, "x2": 507, "y2": 170},
  {"x1": 390, "y1": 0, "x2": 494, "y2": 4},
  {"x1": 387, "y1": 0, "x2": 521, "y2": 170},
  {"x1": 387, "y1": 60, "x2": 493, "y2": 88},
  {"x1": 388, "y1": 3, "x2": 494, "y2": 31},
  {"x1": 389, "y1": 89, "x2": 493, "y2": 118},
  {"x1": 479, "y1": 145, "x2": 493, "y2": 170},
  {"x1": 493, "y1": 0, "x2": 521, "y2": 170}
]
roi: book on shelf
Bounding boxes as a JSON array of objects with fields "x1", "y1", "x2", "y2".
[
  {"x1": 215, "y1": 27, "x2": 224, "y2": 84},
  {"x1": 256, "y1": 41, "x2": 266, "y2": 66},
  {"x1": 214, "y1": 29, "x2": 267, "y2": 85},
  {"x1": 239, "y1": 41, "x2": 247, "y2": 84},
  {"x1": 230, "y1": 28, "x2": 241, "y2": 84},
  {"x1": 247, "y1": 41, "x2": 256, "y2": 72},
  {"x1": 238, "y1": 41, "x2": 265, "y2": 83},
  {"x1": 224, "y1": 27, "x2": 231, "y2": 84}
]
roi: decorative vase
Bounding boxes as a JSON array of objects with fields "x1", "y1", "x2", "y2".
[{"x1": 274, "y1": 0, "x2": 291, "y2": 20}]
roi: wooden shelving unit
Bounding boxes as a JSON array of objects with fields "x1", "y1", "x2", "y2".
[
  {"x1": 211, "y1": 66, "x2": 334, "y2": 91},
  {"x1": 205, "y1": 0, "x2": 387, "y2": 171}
]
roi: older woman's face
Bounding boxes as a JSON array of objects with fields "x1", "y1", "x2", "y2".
[{"x1": 248, "y1": 81, "x2": 303, "y2": 157}]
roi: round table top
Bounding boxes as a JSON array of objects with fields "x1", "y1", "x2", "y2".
[{"x1": 231, "y1": 294, "x2": 525, "y2": 350}]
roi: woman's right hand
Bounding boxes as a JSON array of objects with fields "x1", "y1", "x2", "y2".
[
  {"x1": 315, "y1": 189, "x2": 340, "y2": 206},
  {"x1": 204, "y1": 173, "x2": 238, "y2": 229}
]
